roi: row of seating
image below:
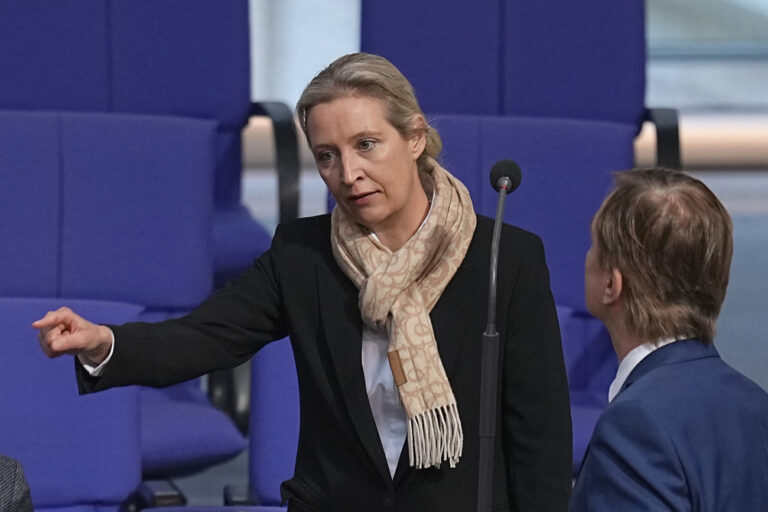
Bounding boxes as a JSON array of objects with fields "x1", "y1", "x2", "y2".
[
  {"x1": 0, "y1": 0, "x2": 298, "y2": 509},
  {"x1": 0, "y1": 1, "x2": 678, "y2": 510}
]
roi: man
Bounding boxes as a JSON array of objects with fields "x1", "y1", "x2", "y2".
[
  {"x1": 0, "y1": 455, "x2": 32, "y2": 512},
  {"x1": 569, "y1": 168, "x2": 768, "y2": 511}
]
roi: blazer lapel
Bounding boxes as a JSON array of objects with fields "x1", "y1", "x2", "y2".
[
  {"x1": 393, "y1": 257, "x2": 479, "y2": 484},
  {"x1": 316, "y1": 258, "x2": 393, "y2": 483},
  {"x1": 430, "y1": 259, "x2": 480, "y2": 379}
]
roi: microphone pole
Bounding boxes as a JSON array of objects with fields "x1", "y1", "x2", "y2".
[{"x1": 477, "y1": 160, "x2": 521, "y2": 512}]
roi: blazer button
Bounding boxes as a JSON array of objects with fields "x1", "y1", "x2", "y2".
[{"x1": 382, "y1": 490, "x2": 395, "y2": 507}]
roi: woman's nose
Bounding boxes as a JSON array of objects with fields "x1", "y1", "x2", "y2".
[{"x1": 340, "y1": 153, "x2": 364, "y2": 185}]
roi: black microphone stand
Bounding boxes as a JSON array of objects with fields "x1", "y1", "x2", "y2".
[{"x1": 477, "y1": 175, "x2": 512, "y2": 512}]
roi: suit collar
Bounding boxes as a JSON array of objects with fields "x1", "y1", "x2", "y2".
[{"x1": 620, "y1": 339, "x2": 720, "y2": 395}]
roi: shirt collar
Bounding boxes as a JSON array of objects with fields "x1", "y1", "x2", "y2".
[{"x1": 608, "y1": 336, "x2": 685, "y2": 402}]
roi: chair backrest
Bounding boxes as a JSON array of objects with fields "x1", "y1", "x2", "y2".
[
  {"x1": 436, "y1": 115, "x2": 634, "y2": 310},
  {"x1": 361, "y1": 0, "x2": 646, "y2": 128},
  {"x1": 556, "y1": 307, "x2": 617, "y2": 394},
  {"x1": 0, "y1": 0, "x2": 251, "y2": 207},
  {"x1": 249, "y1": 338, "x2": 300, "y2": 506},
  {"x1": 0, "y1": 297, "x2": 144, "y2": 509},
  {"x1": 0, "y1": 111, "x2": 215, "y2": 316}
]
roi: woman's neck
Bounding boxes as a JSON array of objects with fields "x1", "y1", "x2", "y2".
[{"x1": 375, "y1": 193, "x2": 431, "y2": 251}]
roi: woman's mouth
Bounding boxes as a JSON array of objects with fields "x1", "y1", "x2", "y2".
[{"x1": 348, "y1": 191, "x2": 377, "y2": 206}]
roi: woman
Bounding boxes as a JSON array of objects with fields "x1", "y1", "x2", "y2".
[{"x1": 35, "y1": 53, "x2": 571, "y2": 511}]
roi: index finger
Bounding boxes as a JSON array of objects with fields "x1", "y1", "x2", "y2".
[{"x1": 31, "y1": 308, "x2": 74, "y2": 329}]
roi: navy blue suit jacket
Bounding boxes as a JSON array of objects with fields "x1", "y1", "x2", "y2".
[{"x1": 569, "y1": 339, "x2": 768, "y2": 511}]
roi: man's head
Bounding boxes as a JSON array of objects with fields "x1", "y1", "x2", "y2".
[{"x1": 587, "y1": 168, "x2": 733, "y2": 344}]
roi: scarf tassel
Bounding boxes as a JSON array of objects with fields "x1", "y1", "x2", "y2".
[{"x1": 407, "y1": 403, "x2": 463, "y2": 469}]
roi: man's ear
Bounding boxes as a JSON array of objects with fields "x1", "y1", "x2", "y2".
[{"x1": 603, "y1": 267, "x2": 624, "y2": 305}]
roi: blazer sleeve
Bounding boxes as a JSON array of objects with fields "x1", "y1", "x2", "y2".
[
  {"x1": 568, "y1": 399, "x2": 690, "y2": 512},
  {"x1": 502, "y1": 234, "x2": 573, "y2": 511},
  {"x1": 77, "y1": 226, "x2": 290, "y2": 393}
]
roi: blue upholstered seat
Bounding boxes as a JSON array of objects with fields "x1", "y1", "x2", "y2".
[
  {"x1": 0, "y1": 111, "x2": 246, "y2": 477},
  {"x1": 0, "y1": 298, "x2": 144, "y2": 511}
]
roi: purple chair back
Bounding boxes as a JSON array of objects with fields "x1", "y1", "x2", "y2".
[{"x1": 361, "y1": 0, "x2": 646, "y2": 127}]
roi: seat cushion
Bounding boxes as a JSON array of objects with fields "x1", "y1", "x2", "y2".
[{"x1": 140, "y1": 386, "x2": 247, "y2": 476}]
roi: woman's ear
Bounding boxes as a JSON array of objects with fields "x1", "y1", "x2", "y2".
[{"x1": 409, "y1": 115, "x2": 427, "y2": 159}]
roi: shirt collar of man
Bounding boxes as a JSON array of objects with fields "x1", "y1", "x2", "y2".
[{"x1": 608, "y1": 336, "x2": 686, "y2": 402}]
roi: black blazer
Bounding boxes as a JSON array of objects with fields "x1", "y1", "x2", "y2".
[{"x1": 78, "y1": 214, "x2": 572, "y2": 511}]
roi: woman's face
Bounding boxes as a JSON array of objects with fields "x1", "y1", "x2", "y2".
[{"x1": 307, "y1": 94, "x2": 428, "y2": 246}]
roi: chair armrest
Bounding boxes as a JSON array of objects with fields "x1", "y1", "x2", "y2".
[
  {"x1": 224, "y1": 484, "x2": 261, "y2": 506},
  {"x1": 136, "y1": 479, "x2": 186, "y2": 508},
  {"x1": 250, "y1": 101, "x2": 301, "y2": 224},
  {"x1": 209, "y1": 362, "x2": 251, "y2": 435},
  {"x1": 644, "y1": 107, "x2": 682, "y2": 169},
  {"x1": 208, "y1": 101, "x2": 300, "y2": 431}
]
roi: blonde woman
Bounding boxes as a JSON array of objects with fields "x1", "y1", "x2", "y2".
[{"x1": 36, "y1": 53, "x2": 571, "y2": 511}]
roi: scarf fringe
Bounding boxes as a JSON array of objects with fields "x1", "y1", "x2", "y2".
[{"x1": 407, "y1": 403, "x2": 464, "y2": 469}]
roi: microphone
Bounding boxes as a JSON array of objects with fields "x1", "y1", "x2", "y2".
[
  {"x1": 489, "y1": 159, "x2": 522, "y2": 193},
  {"x1": 478, "y1": 159, "x2": 522, "y2": 512}
]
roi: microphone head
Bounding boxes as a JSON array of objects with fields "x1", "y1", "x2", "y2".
[{"x1": 490, "y1": 159, "x2": 522, "y2": 193}]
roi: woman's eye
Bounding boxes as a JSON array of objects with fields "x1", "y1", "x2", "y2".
[
  {"x1": 315, "y1": 151, "x2": 334, "y2": 164},
  {"x1": 358, "y1": 139, "x2": 375, "y2": 151}
]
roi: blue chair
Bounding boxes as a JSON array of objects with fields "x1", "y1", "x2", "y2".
[
  {"x1": 0, "y1": 2, "x2": 297, "y2": 475},
  {"x1": 145, "y1": 339, "x2": 298, "y2": 511},
  {"x1": 0, "y1": 0, "x2": 299, "y2": 288},
  {"x1": 435, "y1": 115, "x2": 626, "y2": 473},
  {"x1": 0, "y1": 298, "x2": 144, "y2": 512},
  {"x1": 361, "y1": 0, "x2": 679, "y2": 168},
  {"x1": 246, "y1": 339, "x2": 298, "y2": 508},
  {"x1": 0, "y1": 111, "x2": 246, "y2": 479}
]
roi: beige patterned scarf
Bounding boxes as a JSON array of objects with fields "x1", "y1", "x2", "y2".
[{"x1": 331, "y1": 157, "x2": 476, "y2": 470}]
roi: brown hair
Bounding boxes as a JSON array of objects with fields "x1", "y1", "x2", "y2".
[
  {"x1": 592, "y1": 168, "x2": 733, "y2": 343},
  {"x1": 296, "y1": 52, "x2": 441, "y2": 174}
]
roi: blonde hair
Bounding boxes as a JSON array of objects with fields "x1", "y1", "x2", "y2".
[
  {"x1": 592, "y1": 168, "x2": 733, "y2": 343},
  {"x1": 296, "y1": 52, "x2": 441, "y2": 174}
]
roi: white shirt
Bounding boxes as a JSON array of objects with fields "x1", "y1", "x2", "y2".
[
  {"x1": 608, "y1": 336, "x2": 686, "y2": 402},
  {"x1": 362, "y1": 326, "x2": 407, "y2": 478}
]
